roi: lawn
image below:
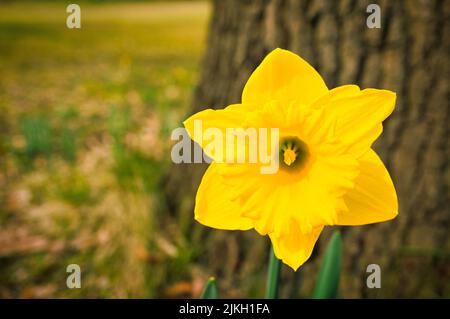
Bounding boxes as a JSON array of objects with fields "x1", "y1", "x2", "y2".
[{"x1": 0, "y1": 1, "x2": 209, "y2": 298}]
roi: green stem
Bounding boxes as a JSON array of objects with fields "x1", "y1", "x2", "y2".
[{"x1": 265, "y1": 245, "x2": 281, "y2": 299}]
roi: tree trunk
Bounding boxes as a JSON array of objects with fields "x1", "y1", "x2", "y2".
[{"x1": 165, "y1": 0, "x2": 449, "y2": 298}]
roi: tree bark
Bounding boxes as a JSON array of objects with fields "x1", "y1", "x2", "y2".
[{"x1": 165, "y1": 0, "x2": 449, "y2": 297}]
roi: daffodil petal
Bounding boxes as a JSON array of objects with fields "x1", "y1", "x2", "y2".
[
  {"x1": 269, "y1": 224, "x2": 323, "y2": 271},
  {"x1": 337, "y1": 149, "x2": 398, "y2": 225},
  {"x1": 242, "y1": 48, "x2": 328, "y2": 107},
  {"x1": 195, "y1": 163, "x2": 254, "y2": 230},
  {"x1": 247, "y1": 186, "x2": 281, "y2": 235},
  {"x1": 323, "y1": 86, "x2": 396, "y2": 157},
  {"x1": 183, "y1": 104, "x2": 250, "y2": 161}
]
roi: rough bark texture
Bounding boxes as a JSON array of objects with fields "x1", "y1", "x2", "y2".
[{"x1": 165, "y1": 0, "x2": 449, "y2": 297}]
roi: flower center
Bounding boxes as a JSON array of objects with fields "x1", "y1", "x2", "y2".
[{"x1": 279, "y1": 137, "x2": 309, "y2": 171}]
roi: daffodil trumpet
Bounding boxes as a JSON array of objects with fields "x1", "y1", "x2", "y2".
[{"x1": 184, "y1": 48, "x2": 398, "y2": 271}]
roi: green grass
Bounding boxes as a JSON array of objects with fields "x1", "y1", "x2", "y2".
[{"x1": 0, "y1": 1, "x2": 209, "y2": 298}]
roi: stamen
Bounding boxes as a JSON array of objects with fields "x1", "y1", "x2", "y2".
[{"x1": 283, "y1": 148, "x2": 297, "y2": 166}]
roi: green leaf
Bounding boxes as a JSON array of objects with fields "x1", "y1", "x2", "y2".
[
  {"x1": 201, "y1": 277, "x2": 219, "y2": 299},
  {"x1": 313, "y1": 231, "x2": 342, "y2": 299}
]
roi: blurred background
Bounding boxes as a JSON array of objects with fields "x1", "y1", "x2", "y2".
[{"x1": 0, "y1": 0, "x2": 448, "y2": 298}]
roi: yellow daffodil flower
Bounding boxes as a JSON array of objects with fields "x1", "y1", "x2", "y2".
[{"x1": 183, "y1": 48, "x2": 398, "y2": 270}]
